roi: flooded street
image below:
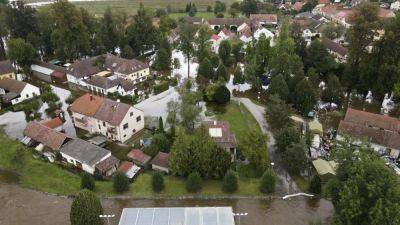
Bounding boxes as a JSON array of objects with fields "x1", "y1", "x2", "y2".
[{"x1": 0, "y1": 183, "x2": 333, "y2": 225}]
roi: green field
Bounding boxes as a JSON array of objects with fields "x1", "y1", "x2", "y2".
[{"x1": 48, "y1": 0, "x2": 238, "y2": 16}]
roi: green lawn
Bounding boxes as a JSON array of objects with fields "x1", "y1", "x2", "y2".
[
  {"x1": 212, "y1": 101, "x2": 262, "y2": 144},
  {"x1": 64, "y1": 0, "x2": 236, "y2": 16}
]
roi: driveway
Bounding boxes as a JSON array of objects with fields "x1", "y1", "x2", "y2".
[{"x1": 234, "y1": 97, "x2": 300, "y2": 195}]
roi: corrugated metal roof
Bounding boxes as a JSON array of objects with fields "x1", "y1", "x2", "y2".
[{"x1": 118, "y1": 207, "x2": 235, "y2": 225}]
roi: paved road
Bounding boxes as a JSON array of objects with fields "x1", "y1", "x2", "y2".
[{"x1": 235, "y1": 97, "x2": 300, "y2": 195}]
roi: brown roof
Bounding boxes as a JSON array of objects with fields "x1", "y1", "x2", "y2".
[
  {"x1": 94, "y1": 98, "x2": 131, "y2": 126},
  {"x1": 208, "y1": 18, "x2": 249, "y2": 26},
  {"x1": 24, "y1": 121, "x2": 69, "y2": 151},
  {"x1": 249, "y1": 14, "x2": 278, "y2": 23},
  {"x1": 67, "y1": 58, "x2": 101, "y2": 78},
  {"x1": 51, "y1": 70, "x2": 66, "y2": 79},
  {"x1": 70, "y1": 93, "x2": 105, "y2": 117},
  {"x1": 321, "y1": 38, "x2": 348, "y2": 57},
  {"x1": 338, "y1": 120, "x2": 400, "y2": 150},
  {"x1": 127, "y1": 149, "x2": 151, "y2": 164},
  {"x1": 35, "y1": 61, "x2": 68, "y2": 74},
  {"x1": 343, "y1": 108, "x2": 400, "y2": 133},
  {"x1": 202, "y1": 121, "x2": 237, "y2": 149},
  {"x1": 151, "y1": 152, "x2": 169, "y2": 169},
  {"x1": 42, "y1": 117, "x2": 64, "y2": 129},
  {"x1": 86, "y1": 75, "x2": 118, "y2": 89},
  {"x1": 0, "y1": 60, "x2": 15, "y2": 74},
  {"x1": 95, "y1": 155, "x2": 119, "y2": 173},
  {"x1": 0, "y1": 78, "x2": 27, "y2": 94},
  {"x1": 104, "y1": 54, "x2": 148, "y2": 75}
]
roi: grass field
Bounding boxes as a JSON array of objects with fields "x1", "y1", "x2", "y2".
[
  {"x1": 0, "y1": 101, "x2": 266, "y2": 197},
  {"x1": 59, "y1": 0, "x2": 238, "y2": 16}
]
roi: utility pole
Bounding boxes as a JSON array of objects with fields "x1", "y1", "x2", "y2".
[{"x1": 99, "y1": 214, "x2": 115, "y2": 225}]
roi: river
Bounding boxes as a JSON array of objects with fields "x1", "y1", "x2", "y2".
[{"x1": 0, "y1": 183, "x2": 333, "y2": 225}]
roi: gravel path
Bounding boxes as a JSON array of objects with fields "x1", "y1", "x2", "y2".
[{"x1": 234, "y1": 97, "x2": 300, "y2": 195}]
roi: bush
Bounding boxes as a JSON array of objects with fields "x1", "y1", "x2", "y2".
[
  {"x1": 260, "y1": 169, "x2": 276, "y2": 194},
  {"x1": 309, "y1": 175, "x2": 321, "y2": 194},
  {"x1": 214, "y1": 85, "x2": 230, "y2": 104},
  {"x1": 186, "y1": 172, "x2": 202, "y2": 193},
  {"x1": 70, "y1": 190, "x2": 103, "y2": 225},
  {"x1": 154, "y1": 81, "x2": 170, "y2": 94},
  {"x1": 152, "y1": 171, "x2": 165, "y2": 192},
  {"x1": 112, "y1": 172, "x2": 130, "y2": 193},
  {"x1": 222, "y1": 170, "x2": 238, "y2": 193},
  {"x1": 81, "y1": 173, "x2": 95, "y2": 190}
]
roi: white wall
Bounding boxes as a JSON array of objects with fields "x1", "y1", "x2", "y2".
[
  {"x1": 116, "y1": 106, "x2": 145, "y2": 143},
  {"x1": 10, "y1": 83, "x2": 40, "y2": 105}
]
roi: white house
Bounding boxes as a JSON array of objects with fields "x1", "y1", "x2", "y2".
[
  {"x1": 391, "y1": 1, "x2": 400, "y2": 10},
  {"x1": 0, "y1": 78, "x2": 40, "y2": 105},
  {"x1": 218, "y1": 28, "x2": 234, "y2": 40},
  {"x1": 60, "y1": 138, "x2": 119, "y2": 176},
  {"x1": 70, "y1": 93, "x2": 145, "y2": 143},
  {"x1": 210, "y1": 34, "x2": 222, "y2": 52},
  {"x1": 67, "y1": 54, "x2": 150, "y2": 87},
  {"x1": 85, "y1": 75, "x2": 136, "y2": 96}
]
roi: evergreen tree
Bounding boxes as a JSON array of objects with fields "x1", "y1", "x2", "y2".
[
  {"x1": 322, "y1": 75, "x2": 343, "y2": 105},
  {"x1": 215, "y1": 63, "x2": 229, "y2": 81},
  {"x1": 260, "y1": 169, "x2": 276, "y2": 194},
  {"x1": 186, "y1": 172, "x2": 202, "y2": 192},
  {"x1": 222, "y1": 170, "x2": 238, "y2": 193},
  {"x1": 112, "y1": 172, "x2": 130, "y2": 193},
  {"x1": 218, "y1": 40, "x2": 232, "y2": 67},
  {"x1": 307, "y1": 40, "x2": 336, "y2": 76},
  {"x1": 80, "y1": 173, "x2": 95, "y2": 190},
  {"x1": 100, "y1": 7, "x2": 119, "y2": 53},
  {"x1": 197, "y1": 57, "x2": 214, "y2": 80},
  {"x1": 70, "y1": 190, "x2": 103, "y2": 225},
  {"x1": 177, "y1": 23, "x2": 196, "y2": 78},
  {"x1": 268, "y1": 74, "x2": 289, "y2": 102},
  {"x1": 152, "y1": 171, "x2": 165, "y2": 192},
  {"x1": 282, "y1": 142, "x2": 309, "y2": 175},
  {"x1": 275, "y1": 126, "x2": 300, "y2": 154},
  {"x1": 158, "y1": 117, "x2": 164, "y2": 133},
  {"x1": 233, "y1": 68, "x2": 245, "y2": 86},
  {"x1": 214, "y1": 85, "x2": 230, "y2": 104},
  {"x1": 294, "y1": 78, "x2": 317, "y2": 115},
  {"x1": 265, "y1": 95, "x2": 293, "y2": 131},
  {"x1": 244, "y1": 57, "x2": 262, "y2": 89},
  {"x1": 153, "y1": 48, "x2": 171, "y2": 70}
]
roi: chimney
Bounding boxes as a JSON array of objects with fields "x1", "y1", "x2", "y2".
[
  {"x1": 214, "y1": 120, "x2": 217, "y2": 126},
  {"x1": 89, "y1": 94, "x2": 93, "y2": 101}
]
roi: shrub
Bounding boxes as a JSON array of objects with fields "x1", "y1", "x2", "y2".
[
  {"x1": 70, "y1": 190, "x2": 103, "y2": 225},
  {"x1": 152, "y1": 171, "x2": 165, "y2": 192},
  {"x1": 309, "y1": 175, "x2": 321, "y2": 194},
  {"x1": 154, "y1": 81, "x2": 170, "y2": 94},
  {"x1": 186, "y1": 172, "x2": 202, "y2": 193},
  {"x1": 81, "y1": 173, "x2": 95, "y2": 190},
  {"x1": 222, "y1": 170, "x2": 238, "y2": 193},
  {"x1": 260, "y1": 169, "x2": 276, "y2": 194},
  {"x1": 112, "y1": 172, "x2": 130, "y2": 193},
  {"x1": 214, "y1": 85, "x2": 230, "y2": 104}
]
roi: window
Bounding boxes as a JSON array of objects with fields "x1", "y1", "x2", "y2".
[
  {"x1": 26, "y1": 94, "x2": 29, "y2": 98},
  {"x1": 136, "y1": 116, "x2": 141, "y2": 122},
  {"x1": 123, "y1": 123, "x2": 128, "y2": 129},
  {"x1": 103, "y1": 122, "x2": 106, "y2": 126},
  {"x1": 130, "y1": 112, "x2": 133, "y2": 117},
  {"x1": 98, "y1": 124, "x2": 101, "y2": 129}
]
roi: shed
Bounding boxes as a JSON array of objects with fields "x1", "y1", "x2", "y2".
[
  {"x1": 127, "y1": 149, "x2": 151, "y2": 166},
  {"x1": 309, "y1": 119, "x2": 323, "y2": 134},
  {"x1": 151, "y1": 152, "x2": 169, "y2": 173},
  {"x1": 118, "y1": 161, "x2": 141, "y2": 179},
  {"x1": 312, "y1": 159, "x2": 337, "y2": 181}
]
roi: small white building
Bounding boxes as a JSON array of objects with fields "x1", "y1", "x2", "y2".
[
  {"x1": 70, "y1": 93, "x2": 144, "y2": 143},
  {"x1": 210, "y1": 34, "x2": 222, "y2": 53},
  {"x1": 0, "y1": 78, "x2": 40, "y2": 105}
]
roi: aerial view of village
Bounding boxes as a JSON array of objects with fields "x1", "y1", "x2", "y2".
[{"x1": 0, "y1": 0, "x2": 399, "y2": 224}]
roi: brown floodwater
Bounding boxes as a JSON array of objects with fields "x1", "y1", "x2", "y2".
[{"x1": 0, "y1": 182, "x2": 333, "y2": 225}]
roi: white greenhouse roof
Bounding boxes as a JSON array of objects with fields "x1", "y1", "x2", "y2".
[{"x1": 118, "y1": 207, "x2": 235, "y2": 225}]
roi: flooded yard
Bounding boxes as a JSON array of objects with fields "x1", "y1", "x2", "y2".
[
  {"x1": 0, "y1": 85, "x2": 76, "y2": 140},
  {"x1": 0, "y1": 182, "x2": 333, "y2": 225}
]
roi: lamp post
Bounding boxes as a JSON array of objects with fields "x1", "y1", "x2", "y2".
[
  {"x1": 99, "y1": 214, "x2": 115, "y2": 225},
  {"x1": 233, "y1": 212, "x2": 248, "y2": 225}
]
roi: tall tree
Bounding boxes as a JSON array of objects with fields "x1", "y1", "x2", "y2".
[
  {"x1": 244, "y1": 57, "x2": 262, "y2": 89},
  {"x1": 265, "y1": 95, "x2": 293, "y2": 131},
  {"x1": 282, "y1": 141, "x2": 308, "y2": 175},
  {"x1": 100, "y1": 8, "x2": 119, "y2": 53},
  {"x1": 5, "y1": 0, "x2": 37, "y2": 39},
  {"x1": 197, "y1": 57, "x2": 214, "y2": 80},
  {"x1": 195, "y1": 25, "x2": 212, "y2": 63},
  {"x1": 307, "y1": 40, "x2": 336, "y2": 76},
  {"x1": 7, "y1": 38, "x2": 36, "y2": 69},
  {"x1": 240, "y1": 129, "x2": 270, "y2": 176},
  {"x1": 179, "y1": 91, "x2": 202, "y2": 132},
  {"x1": 294, "y1": 78, "x2": 317, "y2": 114},
  {"x1": 51, "y1": 1, "x2": 91, "y2": 60},
  {"x1": 240, "y1": 0, "x2": 258, "y2": 17},
  {"x1": 322, "y1": 75, "x2": 343, "y2": 105},
  {"x1": 177, "y1": 22, "x2": 196, "y2": 78},
  {"x1": 126, "y1": 3, "x2": 158, "y2": 56},
  {"x1": 268, "y1": 74, "x2": 289, "y2": 102}
]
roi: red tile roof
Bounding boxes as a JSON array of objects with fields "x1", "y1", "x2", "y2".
[
  {"x1": 151, "y1": 152, "x2": 169, "y2": 169},
  {"x1": 343, "y1": 108, "x2": 400, "y2": 132},
  {"x1": 70, "y1": 93, "x2": 105, "y2": 117},
  {"x1": 127, "y1": 149, "x2": 151, "y2": 164},
  {"x1": 118, "y1": 161, "x2": 134, "y2": 173},
  {"x1": 24, "y1": 121, "x2": 69, "y2": 151},
  {"x1": 211, "y1": 34, "x2": 221, "y2": 41},
  {"x1": 42, "y1": 117, "x2": 63, "y2": 129}
]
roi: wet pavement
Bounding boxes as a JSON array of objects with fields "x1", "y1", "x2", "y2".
[{"x1": 0, "y1": 183, "x2": 333, "y2": 225}]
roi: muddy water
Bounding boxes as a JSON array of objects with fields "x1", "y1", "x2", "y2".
[{"x1": 0, "y1": 181, "x2": 333, "y2": 225}]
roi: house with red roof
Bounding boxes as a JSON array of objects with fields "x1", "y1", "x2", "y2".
[
  {"x1": 127, "y1": 149, "x2": 151, "y2": 167},
  {"x1": 70, "y1": 93, "x2": 144, "y2": 142},
  {"x1": 42, "y1": 117, "x2": 64, "y2": 132},
  {"x1": 118, "y1": 161, "x2": 141, "y2": 179}
]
